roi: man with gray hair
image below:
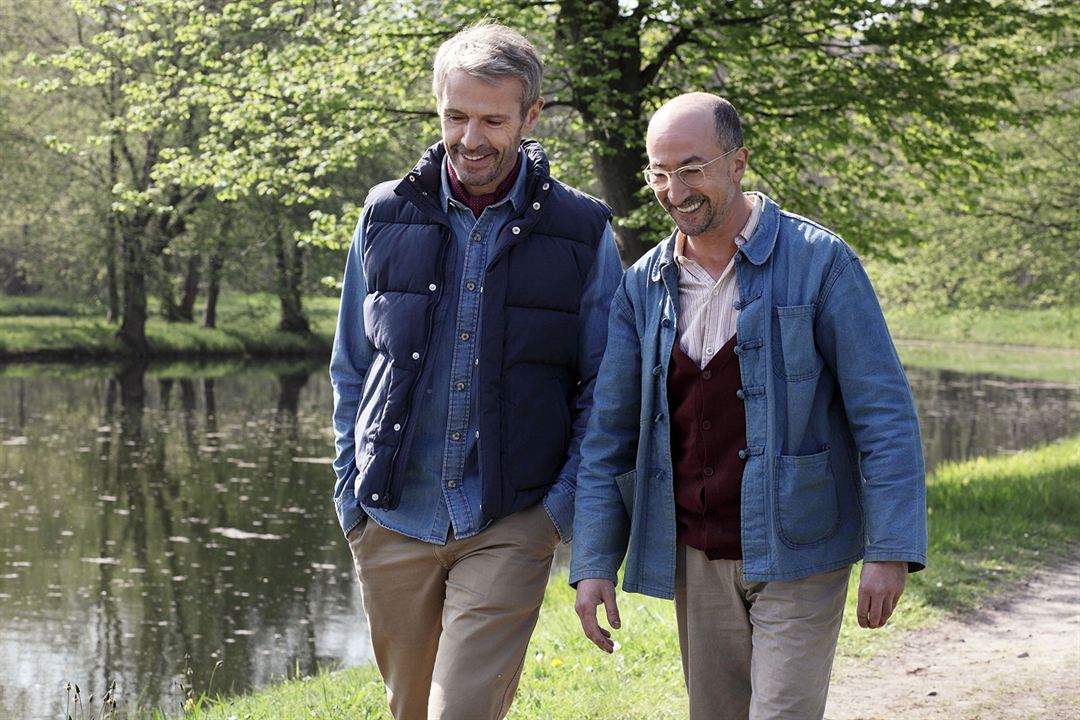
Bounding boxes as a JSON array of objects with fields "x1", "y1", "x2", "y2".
[
  {"x1": 330, "y1": 20, "x2": 622, "y2": 720},
  {"x1": 572, "y1": 92, "x2": 927, "y2": 718}
]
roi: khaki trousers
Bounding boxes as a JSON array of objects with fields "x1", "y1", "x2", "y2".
[
  {"x1": 675, "y1": 544, "x2": 850, "y2": 720},
  {"x1": 347, "y1": 502, "x2": 561, "y2": 720}
]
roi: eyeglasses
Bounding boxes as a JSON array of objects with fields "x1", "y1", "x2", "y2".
[{"x1": 642, "y1": 146, "x2": 742, "y2": 191}]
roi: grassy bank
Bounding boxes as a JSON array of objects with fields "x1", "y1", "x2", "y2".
[
  {"x1": 0, "y1": 294, "x2": 337, "y2": 360},
  {"x1": 138, "y1": 434, "x2": 1080, "y2": 720}
]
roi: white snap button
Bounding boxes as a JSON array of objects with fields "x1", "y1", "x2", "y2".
[
  {"x1": 542, "y1": 182, "x2": 550, "y2": 190},
  {"x1": 532, "y1": 202, "x2": 540, "y2": 210},
  {"x1": 411, "y1": 352, "x2": 420, "y2": 360},
  {"x1": 370, "y1": 493, "x2": 380, "y2": 501},
  {"x1": 393, "y1": 423, "x2": 401, "y2": 431},
  {"x1": 429, "y1": 283, "x2": 437, "y2": 291},
  {"x1": 511, "y1": 226, "x2": 521, "y2": 235}
]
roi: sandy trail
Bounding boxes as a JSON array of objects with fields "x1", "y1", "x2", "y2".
[{"x1": 826, "y1": 550, "x2": 1080, "y2": 720}]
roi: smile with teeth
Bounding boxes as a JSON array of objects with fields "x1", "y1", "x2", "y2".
[{"x1": 675, "y1": 199, "x2": 704, "y2": 213}]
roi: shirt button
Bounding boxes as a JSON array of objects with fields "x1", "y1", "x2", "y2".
[
  {"x1": 460, "y1": 332, "x2": 470, "y2": 341},
  {"x1": 447, "y1": 480, "x2": 457, "y2": 489},
  {"x1": 429, "y1": 283, "x2": 437, "y2": 291},
  {"x1": 411, "y1": 352, "x2": 420, "y2": 360},
  {"x1": 705, "y1": 346, "x2": 715, "y2": 355},
  {"x1": 736, "y1": 388, "x2": 745, "y2": 400},
  {"x1": 455, "y1": 382, "x2": 465, "y2": 391},
  {"x1": 738, "y1": 449, "x2": 748, "y2": 460},
  {"x1": 702, "y1": 370, "x2": 712, "y2": 380},
  {"x1": 466, "y1": 281, "x2": 477, "y2": 291},
  {"x1": 451, "y1": 432, "x2": 461, "y2": 441},
  {"x1": 511, "y1": 226, "x2": 521, "y2": 235},
  {"x1": 703, "y1": 467, "x2": 715, "y2": 477},
  {"x1": 701, "y1": 420, "x2": 712, "y2": 430},
  {"x1": 393, "y1": 423, "x2": 401, "y2": 431}
]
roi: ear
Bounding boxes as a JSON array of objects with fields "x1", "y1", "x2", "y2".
[
  {"x1": 522, "y1": 97, "x2": 544, "y2": 134},
  {"x1": 730, "y1": 146, "x2": 749, "y2": 184}
]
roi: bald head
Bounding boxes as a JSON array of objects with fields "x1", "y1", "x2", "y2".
[{"x1": 648, "y1": 93, "x2": 743, "y2": 154}]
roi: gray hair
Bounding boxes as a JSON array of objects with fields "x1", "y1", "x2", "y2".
[
  {"x1": 712, "y1": 96, "x2": 744, "y2": 151},
  {"x1": 432, "y1": 20, "x2": 543, "y2": 116}
]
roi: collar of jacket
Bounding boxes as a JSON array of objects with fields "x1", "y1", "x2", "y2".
[
  {"x1": 394, "y1": 138, "x2": 552, "y2": 221},
  {"x1": 651, "y1": 192, "x2": 781, "y2": 283}
]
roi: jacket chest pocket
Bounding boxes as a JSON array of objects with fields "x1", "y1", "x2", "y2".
[{"x1": 772, "y1": 304, "x2": 824, "y2": 382}]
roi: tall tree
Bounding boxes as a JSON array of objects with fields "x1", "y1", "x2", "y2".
[{"x1": 153, "y1": 0, "x2": 1070, "y2": 263}]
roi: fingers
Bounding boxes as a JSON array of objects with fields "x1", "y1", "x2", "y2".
[
  {"x1": 858, "y1": 561, "x2": 908, "y2": 629},
  {"x1": 575, "y1": 579, "x2": 619, "y2": 654}
]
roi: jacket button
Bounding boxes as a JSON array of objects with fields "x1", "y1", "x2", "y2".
[
  {"x1": 455, "y1": 382, "x2": 465, "y2": 391},
  {"x1": 733, "y1": 345, "x2": 741, "y2": 355},
  {"x1": 429, "y1": 283, "x2": 437, "y2": 291},
  {"x1": 460, "y1": 332, "x2": 470, "y2": 341},
  {"x1": 466, "y1": 281, "x2": 476, "y2": 291},
  {"x1": 408, "y1": 176, "x2": 415, "y2": 182},
  {"x1": 532, "y1": 201, "x2": 541, "y2": 210},
  {"x1": 542, "y1": 182, "x2": 550, "y2": 190},
  {"x1": 738, "y1": 449, "x2": 748, "y2": 460},
  {"x1": 451, "y1": 432, "x2": 461, "y2": 441},
  {"x1": 411, "y1": 352, "x2": 420, "y2": 360},
  {"x1": 734, "y1": 253, "x2": 743, "y2": 263},
  {"x1": 447, "y1": 480, "x2": 457, "y2": 489},
  {"x1": 661, "y1": 317, "x2": 671, "y2": 327},
  {"x1": 736, "y1": 388, "x2": 745, "y2": 399},
  {"x1": 370, "y1": 493, "x2": 380, "y2": 501},
  {"x1": 393, "y1": 423, "x2": 401, "y2": 431},
  {"x1": 511, "y1": 226, "x2": 521, "y2": 235}
]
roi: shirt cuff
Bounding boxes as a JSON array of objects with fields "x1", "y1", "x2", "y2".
[{"x1": 542, "y1": 476, "x2": 576, "y2": 543}]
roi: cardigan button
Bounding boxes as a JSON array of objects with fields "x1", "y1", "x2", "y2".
[{"x1": 703, "y1": 467, "x2": 714, "y2": 477}]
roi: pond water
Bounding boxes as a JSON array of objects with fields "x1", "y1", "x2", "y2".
[{"x1": 0, "y1": 360, "x2": 1076, "y2": 718}]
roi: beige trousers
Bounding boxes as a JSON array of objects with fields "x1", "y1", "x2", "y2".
[
  {"x1": 347, "y1": 502, "x2": 561, "y2": 720},
  {"x1": 675, "y1": 543, "x2": 850, "y2": 720}
]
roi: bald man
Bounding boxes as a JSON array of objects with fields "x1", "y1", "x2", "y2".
[{"x1": 570, "y1": 93, "x2": 927, "y2": 719}]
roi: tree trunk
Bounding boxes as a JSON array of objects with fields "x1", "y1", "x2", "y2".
[
  {"x1": 117, "y1": 222, "x2": 149, "y2": 356},
  {"x1": 105, "y1": 222, "x2": 120, "y2": 323},
  {"x1": 177, "y1": 255, "x2": 200, "y2": 321},
  {"x1": 159, "y1": 253, "x2": 182, "y2": 321},
  {"x1": 202, "y1": 250, "x2": 223, "y2": 329},
  {"x1": 557, "y1": 0, "x2": 653, "y2": 264},
  {"x1": 273, "y1": 223, "x2": 310, "y2": 334}
]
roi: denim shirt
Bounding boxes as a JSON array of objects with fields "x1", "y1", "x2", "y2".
[
  {"x1": 570, "y1": 194, "x2": 927, "y2": 597},
  {"x1": 331, "y1": 149, "x2": 623, "y2": 544}
]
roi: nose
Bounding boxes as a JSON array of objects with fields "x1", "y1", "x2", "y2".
[
  {"x1": 664, "y1": 173, "x2": 693, "y2": 205},
  {"x1": 461, "y1": 119, "x2": 485, "y2": 150}
]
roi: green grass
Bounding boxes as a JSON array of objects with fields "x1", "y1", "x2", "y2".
[
  {"x1": 894, "y1": 339, "x2": 1080, "y2": 384},
  {"x1": 139, "y1": 435, "x2": 1080, "y2": 720},
  {"x1": 0, "y1": 293, "x2": 337, "y2": 360},
  {"x1": 886, "y1": 306, "x2": 1079, "y2": 349}
]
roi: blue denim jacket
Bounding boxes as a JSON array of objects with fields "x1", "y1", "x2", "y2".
[
  {"x1": 331, "y1": 149, "x2": 623, "y2": 543},
  {"x1": 570, "y1": 194, "x2": 927, "y2": 597}
]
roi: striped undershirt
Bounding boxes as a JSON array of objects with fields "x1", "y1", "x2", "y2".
[{"x1": 674, "y1": 192, "x2": 762, "y2": 369}]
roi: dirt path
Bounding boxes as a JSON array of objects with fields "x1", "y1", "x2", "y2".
[{"x1": 826, "y1": 551, "x2": 1080, "y2": 720}]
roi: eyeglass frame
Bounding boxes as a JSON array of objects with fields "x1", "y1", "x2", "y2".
[{"x1": 642, "y1": 146, "x2": 742, "y2": 191}]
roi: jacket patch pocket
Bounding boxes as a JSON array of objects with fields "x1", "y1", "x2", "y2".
[
  {"x1": 773, "y1": 304, "x2": 823, "y2": 382},
  {"x1": 614, "y1": 469, "x2": 636, "y2": 518},
  {"x1": 774, "y1": 448, "x2": 839, "y2": 546}
]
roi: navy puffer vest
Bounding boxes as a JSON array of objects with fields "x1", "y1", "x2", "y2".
[{"x1": 353, "y1": 139, "x2": 611, "y2": 520}]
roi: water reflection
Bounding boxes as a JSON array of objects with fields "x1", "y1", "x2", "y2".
[
  {"x1": 0, "y1": 362, "x2": 1076, "y2": 718},
  {"x1": 0, "y1": 361, "x2": 367, "y2": 719}
]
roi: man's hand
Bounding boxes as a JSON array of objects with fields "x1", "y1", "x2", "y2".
[
  {"x1": 575, "y1": 578, "x2": 621, "y2": 653},
  {"x1": 857, "y1": 560, "x2": 908, "y2": 629}
]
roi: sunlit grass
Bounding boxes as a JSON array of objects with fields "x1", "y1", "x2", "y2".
[
  {"x1": 0, "y1": 293, "x2": 337, "y2": 359},
  {"x1": 134, "y1": 435, "x2": 1080, "y2": 720},
  {"x1": 886, "y1": 306, "x2": 1079, "y2": 349}
]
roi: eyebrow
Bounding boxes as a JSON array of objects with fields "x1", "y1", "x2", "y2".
[
  {"x1": 441, "y1": 107, "x2": 513, "y2": 121},
  {"x1": 649, "y1": 155, "x2": 709, "y2": 168}
]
